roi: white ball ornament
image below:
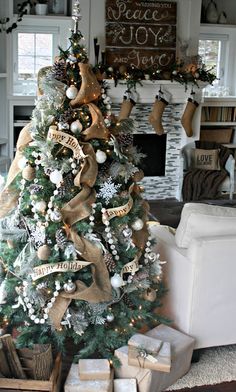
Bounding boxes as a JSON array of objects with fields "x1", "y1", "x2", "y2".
[
  {"x1": 66, "y1": 85, "x2": 78, "y2": 100},
  {"x1": 104, "y1": 118, "x2": 111, "y2": 126},
  {"x1": 50, "y1": 170, "x2": 63, "y2": 185},
  {"x1": 70, "y1": 120, "x2": 83, "y2": 133},
  {"x1": 131, "y1": 218, "x2": 144, "y2": 231},
  {"x1": 103, "y1": 97, "x2": 111, "y2": 104},
  {"x1": 18, "y1": 157, "x2": 28, "y2": 170},
  {"x1": 34, "y1": 201, "x2": 47, "y2": 213},
  {"x1": 106, "y1": 313, "x2": 115, "y2": 322},
  {"x1": 110, "y1": 273, "x2": 124, "y2": 288},
  {"x1": 96, "y1": 149, "x2": 107, "y2": 164}
]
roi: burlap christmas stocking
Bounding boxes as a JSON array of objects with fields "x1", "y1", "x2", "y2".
[
  {"x1": 118, "y1": 89, "x2": 138, "y2": 121},
  {"x1": 149, "y1": 90, "x2": 171, "y2": 135},
  {"x1": 181, "y1": 92, "x2": 201, "y2": 137}
]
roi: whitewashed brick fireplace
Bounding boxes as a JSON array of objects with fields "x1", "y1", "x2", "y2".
[{"x1": 108, "y1": 80, "x2": 203, "y2": 200}]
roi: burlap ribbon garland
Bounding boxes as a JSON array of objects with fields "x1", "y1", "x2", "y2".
[
  {"x1": 0, "y1": 119, "x2": 150, "y2": 329},
  {"x1": 48, "y1": 231, "x2": 112, "y2": 329},
  {"x1": 0, "y1": 123, "x2": 33, "y2": 219}
]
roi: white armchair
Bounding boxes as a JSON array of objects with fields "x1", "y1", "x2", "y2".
[
  {"x1": 177, "y1": 142, "x2": 235, "y2": 201},
  {"x1": 150, "y1": 202, "x2": 236, "y2": 349}
]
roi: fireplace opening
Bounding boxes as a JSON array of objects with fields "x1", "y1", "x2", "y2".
[{"x1": 133, "y1": 134, "x2": 167, "y2": 177}]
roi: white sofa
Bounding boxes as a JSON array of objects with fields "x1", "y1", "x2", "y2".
[{"x1": 150, "y1": 202, "x2": 236, "y2": 349}]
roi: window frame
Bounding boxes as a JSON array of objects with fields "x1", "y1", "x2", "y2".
[
  {"x1": 199, "y1": 33, "x2": 228, "y2": 87},
  {"x1": 12, "y1": 25, "x2": 59, "y2": 96},
  {"x1": 199, "y1": 24, "x2": 236, "y2": 96}
]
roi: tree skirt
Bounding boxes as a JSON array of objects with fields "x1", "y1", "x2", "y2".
[{"x1": 166, "y1": 345, "x2": 236, "y2": 390}]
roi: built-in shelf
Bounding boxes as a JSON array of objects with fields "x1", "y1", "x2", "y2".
[
  {"x1": 14, "y1": 122, "x2": 30, "y2": 127},
  {"x1": 0, "y1": 73, "x2": 7, "y2": 78},
  {"x1": 13, "y1": 14, "x2": 71, "y2": 20},
  {"x1": 200, "y1": 23, "x2": 236, "y2": 28},
  {"x1": 201, "y1": 122, "x2": 236, "y2": 126}
]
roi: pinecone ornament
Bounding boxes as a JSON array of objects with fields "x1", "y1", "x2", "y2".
[
  {"x1": 123, "y1": 293, "x2": 134, "y2": 308},
  {"x1": 57, "y1": 173, "x2": 74, "y2": 197},
  {"x1": 55, "y1": 229, "x2": 67, "y2": 249},
  {"x1": 50, "y1": 60, "x2": 66, "y2": 81},
  {"x1": 99, "y1": 161, "x2": 111, "y2": 180},
  {"x1": 29, "y1": 184, "x2": 43, "y2": 195},
  {"x1": 104, "y1": 252, "x2": 116, "y2": 272},
  {"x1": 59, "y1": 108, "x2": 74, "y2": 124},
  {"x1": 117, "y1": 132, "x2": 133, "y2": 148}
]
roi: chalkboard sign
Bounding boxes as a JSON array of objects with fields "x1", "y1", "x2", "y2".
[{"x1": 105, "y1": 0, "x2": 177, "y2": 70}]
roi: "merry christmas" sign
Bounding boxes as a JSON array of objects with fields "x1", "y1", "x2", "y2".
[{"x1": 105, "y1": 0, "x2": 177, "y2": 70}]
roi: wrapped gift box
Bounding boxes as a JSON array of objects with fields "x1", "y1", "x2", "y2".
[
  {"x1": 114, "y1": 324, "x2": 195, "y2": 392},
  {"x1": 64, "y1": 363, "x2": 113, "y2": 392},
  {"x1": 114, "y1": 378, "x2": 137, "y2": 392},
  {"x1": 128, "y1": 333, "x2": 171, "y2": 372},
  {"x1": 79, "y1": 359, "x2": 110, "y2": 380}
]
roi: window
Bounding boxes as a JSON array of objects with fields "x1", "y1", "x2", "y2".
[
  {"x1": 13, "y1": 26, "x2": 59, "y2": 96},
  {"x1": 199, "y1": 34, "x2": 228, "y2": 95},
  {"x1": 18, "y1": 33, "x2": 53, "y2": 80}
]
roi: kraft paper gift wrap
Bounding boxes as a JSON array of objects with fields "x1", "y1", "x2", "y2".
[
  {"x1": 114, "y1": 378, "x2": 137, "y2": 392},
  {"x1": 128, "y1": 333, "x2": 171, "y2": 372},
  {"x1": 78, "y1": 358, "x2": 110, "y2": 380},
  {"x1": 64, "y1": 363, "x2": 113, "y2": 392},
  {"x1": 114, "y1": 324, "x2": 195, "y2": 392}
]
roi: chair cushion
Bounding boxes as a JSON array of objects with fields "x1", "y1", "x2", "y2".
[{"x1": 175, "y1": 202, "x2": 236, "y2": 248}]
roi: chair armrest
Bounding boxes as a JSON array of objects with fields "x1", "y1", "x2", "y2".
[
  {"x1": 224, "y1": 154, "x2": 235, "y2": 199},
  {"x1": 225, "y1": 154, "x2": 235, "y2": 177}
]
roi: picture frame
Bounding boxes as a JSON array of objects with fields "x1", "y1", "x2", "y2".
[{"x1": 48, "y1": 0, "x2": 68, "y2": 16}]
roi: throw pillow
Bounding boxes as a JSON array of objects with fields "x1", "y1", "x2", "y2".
[
  {"x1": 191, "y1": 148, "x2": 220, "y2": 170},
  {"x1": 175, "y1": 202, "x2": 236, "y2": 248}
]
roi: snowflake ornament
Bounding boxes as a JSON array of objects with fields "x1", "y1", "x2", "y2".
[
  {"x1": 30, "y1": 225, "x2": 46, "y2": 246},
  {"x1": 97, "y1": 177, "x2": 121, "y2": 205}
]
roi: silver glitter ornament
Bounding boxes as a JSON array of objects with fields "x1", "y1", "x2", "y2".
[
  {"x1": 122, "y1": 227, "x2": 133, "y2": 238},
  {"x1": 147, "y1": 252, "x2": 157, "y2": 263},
  {"x1": 63, "y1": 280, "x2": 76, "y2": 294},
  {"x1": 50, "y1": 210, "x2": 62, "y2": 222}
]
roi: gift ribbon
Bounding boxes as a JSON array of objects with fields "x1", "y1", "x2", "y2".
[{"x1": 129, "y1": 343, "x2": 163, "y2": 368}]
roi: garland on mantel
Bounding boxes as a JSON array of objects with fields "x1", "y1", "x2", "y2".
[{"x1": 93, "y1": 60, "x2": 217, "y2": 91}]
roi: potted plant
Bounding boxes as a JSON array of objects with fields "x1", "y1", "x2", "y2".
[{"x1": 35, "y1": 0, "x2": 48, "y2": 15}]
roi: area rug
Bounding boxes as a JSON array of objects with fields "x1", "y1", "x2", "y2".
[{"x1": 165, "y1": 345, "x2": 236, "y2": 390}]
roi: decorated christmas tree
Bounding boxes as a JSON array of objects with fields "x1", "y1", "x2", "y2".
[{"x1": 0, "y1": 1, "x2": 166, "y2": 363}]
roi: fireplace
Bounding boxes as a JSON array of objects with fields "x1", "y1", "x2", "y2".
[
  {"x1": 108, "y1": 80, "x2": 203, "y2": 200},
  {"x1": 133, "y1": 133, "x2": 167, "y2": 177}
]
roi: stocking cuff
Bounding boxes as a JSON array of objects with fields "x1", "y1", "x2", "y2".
[
  {"x1": 124, "y1": 89, "x2": 138, "y2": 105},
  {"x1": 156, "y1": 89, "x2": 171, "y2": 105},
  {"x1": 188, "y1": 91, "x2": 201, "y2": 106}
]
